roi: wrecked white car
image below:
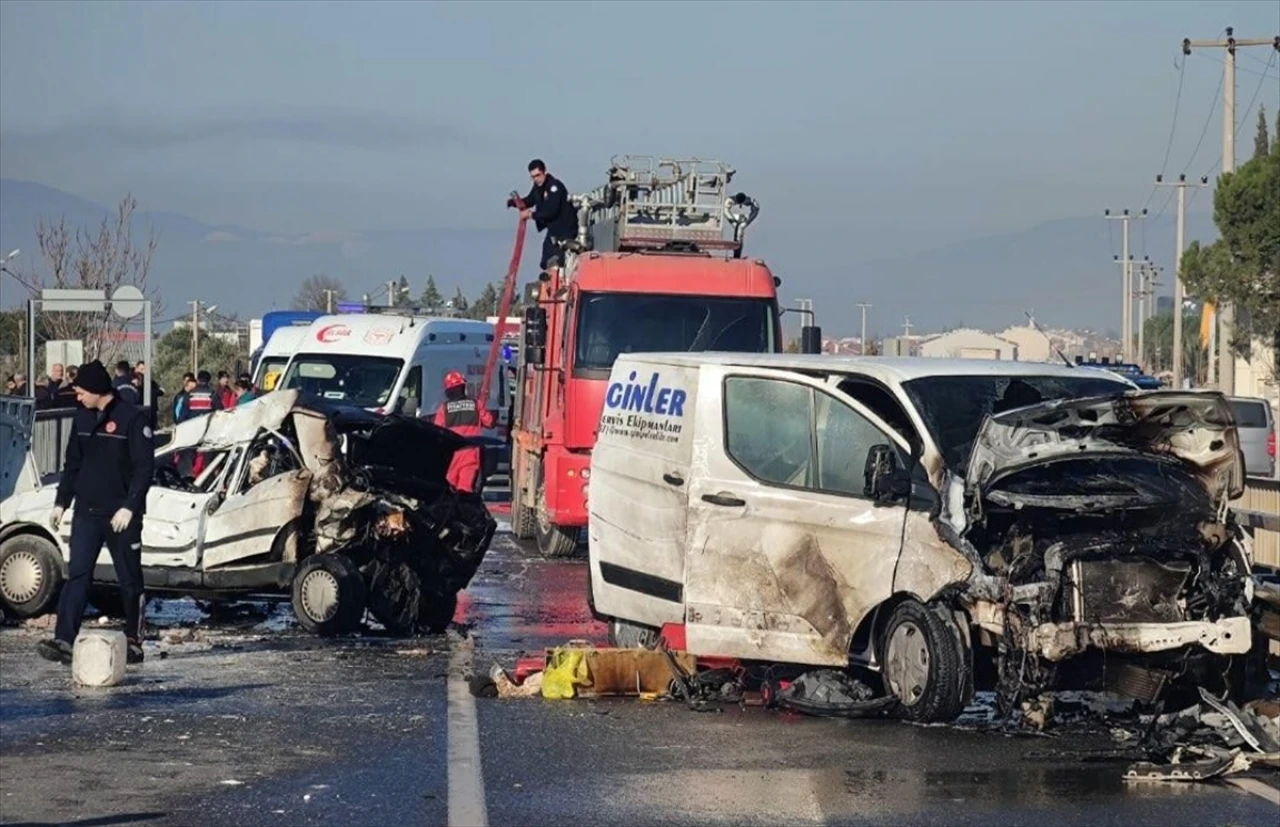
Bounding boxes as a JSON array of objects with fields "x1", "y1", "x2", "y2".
[
  {"x1": 588, "y1": 354, "x2": 1259, "y2": 722},
  {"x1": 0, "y1": 390, "x2": 496, "y2": 635}
]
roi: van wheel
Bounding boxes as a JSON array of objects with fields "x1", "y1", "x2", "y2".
[
  {"x1": 608, "y1": 618, "x2": 660, "y2": 650},
  {"x1": 880, "y1": 600, "x2": 970, "y2": 723},
  {"x1": 291, "y1": 554, "x2": 367, "y2": 636},
  {"x1": 0, "y1": 534, "x2": 63, "y2": 618},
  {"x1": 535, "y1": 485, "x2": 579, "y2": 558}
]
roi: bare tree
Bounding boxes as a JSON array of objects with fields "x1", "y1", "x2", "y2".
[
  {"x1": 11, "y1": 195, "x2": 161, "y2": 361},
  {"x1": 292, "y1": 274, "x2": 348, "y2": 312}
]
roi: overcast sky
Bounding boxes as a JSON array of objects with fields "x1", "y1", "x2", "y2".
[{"x1": 2, "y1": 0, "x2": 1278, "y2": 259}]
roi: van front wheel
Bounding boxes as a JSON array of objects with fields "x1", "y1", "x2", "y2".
[
  {"x1": 880, "y1": 600, "x2": 971, "y2": 723},
  {"x1": 535, "y1": 483, "x2": 579, "y2": 558}
]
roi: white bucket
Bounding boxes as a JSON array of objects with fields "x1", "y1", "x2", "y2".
[{"x1": 72, "y1": 629, "x2": 128, "y2": 687}]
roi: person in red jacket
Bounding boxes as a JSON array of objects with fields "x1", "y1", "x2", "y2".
[{"x1": 432, "y1": 371, "x2": 493, "y2": 493}]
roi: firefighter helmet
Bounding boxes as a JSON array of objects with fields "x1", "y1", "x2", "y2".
[{"x1": 444, "y1": 371, "x2": 467, "y2": 391}]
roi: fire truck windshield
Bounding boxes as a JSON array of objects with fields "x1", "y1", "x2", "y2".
[{"x1": 573, "y1": 292, "x2": 777, "y2": 377}]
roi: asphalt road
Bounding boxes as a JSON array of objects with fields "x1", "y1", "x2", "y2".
[{"x1": 2, "y1": 507, "x2": 1278, "y2": 827}]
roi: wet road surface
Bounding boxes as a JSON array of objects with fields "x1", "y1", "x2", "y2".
[{"x1": 2, "y1": 509, "x2": 1278, "y2": 826}]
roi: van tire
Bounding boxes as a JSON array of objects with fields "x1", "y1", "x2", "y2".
[
  {"x1": 608, "y1": 618, "x2": 660, "y2": 650},
  {"x1": 291, "y1": 553, "x2": 366, "y2": 636},
  {"x1": 880, "y1": 599, "x2": 970, "y2": 724},
  {"x1": 0, "y1": 534, "x2": 63, "y2": 618},
  {"x1": 535, "y1": 480, "x2": 579, "y2": 559}
]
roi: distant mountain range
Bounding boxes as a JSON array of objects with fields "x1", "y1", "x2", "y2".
[{"x1": 0, "y1": 178, "x2": 1220, "y2": 335}]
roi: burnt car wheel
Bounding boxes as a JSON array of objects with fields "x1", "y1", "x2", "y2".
[
  {"x1": 419, "y1": 592, "x2": 458, "y2": 634},
  {"x1": 291, "y1": 554, "x2": 367, "y2": 636},
  {"x1": 880, "y1": 600, "x2": 971, "y2": 723},
  {"x1": 535, "y1": 479, "x2": 579, "y2": 559},
  {"x1": 0, "y1": 534, "x2": 63, "y2": 618}
]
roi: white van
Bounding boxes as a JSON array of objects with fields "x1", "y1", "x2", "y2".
[
  {"x1": 277, "y1": 313, "x2": 505, "y2": 427},
  {"x1": 252, "y1": 326, "x2": 308, "y2": 391},
  {"x1": 588, "y1": 353, "x2": 1257, "y2": 721}
]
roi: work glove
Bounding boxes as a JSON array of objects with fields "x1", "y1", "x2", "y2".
[
  {"x1": 49, "y1": 506, "x2": 64, "y2": 531},
  {"x1": 110, "y1": 508, "x2": 133, "y2": 533}
]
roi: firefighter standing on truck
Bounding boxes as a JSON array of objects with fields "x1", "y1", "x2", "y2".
[
  {"x1": 432, "y1": 371, "x2": 493, "y2": 494},
  {"x1": 511, "y1": 158, "x2": 578, "y2": 272},
  {"x1": 37, "y1": 360, "x2": 154, "y2": 667}
]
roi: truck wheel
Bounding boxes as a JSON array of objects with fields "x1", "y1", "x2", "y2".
[
  {"x1": 880, "y1": 599, "x2": 970, "y2": 723},
  {"x1": 0, "y1": 534, "x2": 63, "y2": 618},
  {"x1": 510, "y1": 453, "x2": 536, "y2": 539},
  {"x1": 535, "y1": 483, "x2": 579, "y2": 558},
  {"x1": 608, "y1": 618, "x2": 660, "y2": 650},
  {"x1": 291, "y1": 553, "x2": 366, "y2": 636},
  {"x1": 419, "y1": 591, "x2": 459, "y2": 634}
]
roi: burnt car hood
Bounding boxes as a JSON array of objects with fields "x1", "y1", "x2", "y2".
[{"x1": 965, "y1": 390, "x2": 1244, "y2": 508}]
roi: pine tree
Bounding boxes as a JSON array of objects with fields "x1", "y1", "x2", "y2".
[
  {"x1": 420, "y1": 274, "x2": 443, "y2": 308},
  {"x1": 451, "y1": 287, "x2": 470, "y2": 314},
  {"x1": 471, "y1": 283, "x2": 500, "y2": 320},
  {"x1": 1254, "y1": 105, "x2": 1270, "y2": 160},
  {"x1": 396, "y1": 275, "x2": 411, "y2": 306}
]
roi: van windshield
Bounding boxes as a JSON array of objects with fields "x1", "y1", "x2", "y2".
[
  {"x1": 903, "y1": 374, "x2": 1131, "y2": 472},
  {"x1": 279, "y1": 353, "x2": 404, "y2": 408},
  {"x1": 573, "y1": 292, "x2": 777, "y2": 377},
  {"x1": 253, "y1": 356, "x2": 289, "y2": 390}
]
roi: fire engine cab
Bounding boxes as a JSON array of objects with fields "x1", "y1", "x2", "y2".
[{"x1": 510, "y1": 156, "x2": 820, "y2": 557}]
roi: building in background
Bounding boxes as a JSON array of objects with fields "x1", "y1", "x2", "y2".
[
  {"x1": 999, "y1": 326, "x2": 1052, "y2": 363},
  {"x1": 917, "y1": 329, "x2": 1018, "y2": 360}
]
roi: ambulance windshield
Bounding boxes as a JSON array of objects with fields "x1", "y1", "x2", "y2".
[
  {"x1": 279, "y1": 354, "x2": 404, "y2": 408},
  {"x1": 573, "y1": 292, "x2": 777, "y2": 378}
]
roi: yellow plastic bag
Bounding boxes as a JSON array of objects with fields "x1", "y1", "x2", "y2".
[{"x1": 541, "y1": 647, "x2": 590, "y2": 700}]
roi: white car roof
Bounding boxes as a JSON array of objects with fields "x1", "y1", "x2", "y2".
[{"x1": 618, "y1": 353, "x2": 1123, "y2": 386}]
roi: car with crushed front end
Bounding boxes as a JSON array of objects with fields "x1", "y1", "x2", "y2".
[
  {"x1": 588, "y1": 354, "x2": 1261, "y2": 722},
  {"x1": 0, "y1": 389, "x2": 496, "y2": 635}
]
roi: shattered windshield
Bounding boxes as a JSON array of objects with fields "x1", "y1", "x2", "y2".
[
  {"x1": 903, "y1": 374, "x2": 1131, "y2": 472},
  {"x1": 279, "y1": 354, "x2": 404, "y2": 408},
  {"x1": 573, "y1": 292, "x2": 777, "y2": 377}
]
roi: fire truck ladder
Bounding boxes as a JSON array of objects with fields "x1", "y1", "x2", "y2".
[{"x1": 571, "y1": 156, "x2": 760, "y2": 258}]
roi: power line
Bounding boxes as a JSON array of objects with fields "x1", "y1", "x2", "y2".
[
  {"x1": 1143, "y1": 55, "x2": 1188, "y2": 215},
  {"x1": 1187, "y1": 49, "x2": 1278, "y2": 211}
]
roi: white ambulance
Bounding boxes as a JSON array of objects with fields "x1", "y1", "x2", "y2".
[
  {"x1": 277, "y1": 313, "x2": 505, "y2": 429},
  {"x1": 252, "y1": 326, "x2": 309, "y2": 391}
]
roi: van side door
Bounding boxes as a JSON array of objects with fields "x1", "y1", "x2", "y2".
[
  {"x1": 587, "y1": 362, "x2": 699, "y2": 630},
  {"x1": 683, "y1": 367, "x2": 916, "y2": 667}
]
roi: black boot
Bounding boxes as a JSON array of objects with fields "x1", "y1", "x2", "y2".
[{"x1": 37, "y1": 639, "x2": 73, "y2": 665}]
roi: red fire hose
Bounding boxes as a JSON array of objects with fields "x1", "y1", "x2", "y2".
[{"x1": 477, "y1": 196, "x2": 529, "y2": 415}]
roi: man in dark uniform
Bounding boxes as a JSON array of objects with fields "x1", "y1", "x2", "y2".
[
  {"x1": 37, "y1": 360, "x2": 154, "y2": 666},
  {"x1": 113, "y1": 360, "x2": 140, "y2": 404},
  {"x1": 431, "y1": 371, "x2": 494, "y2": 494},
  {"x1": 511, "y1": 159, "x2": 578, "y2": 272}
]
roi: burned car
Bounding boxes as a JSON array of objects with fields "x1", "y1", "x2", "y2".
[
  {"x1": 587, "y1": 355, "x2": 1259, "y2": 722},
  {"x1": 0, "y1": 390, "x2": 496, "y2": 635}
]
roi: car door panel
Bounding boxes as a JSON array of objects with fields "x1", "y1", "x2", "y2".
[
  {"x1": 683, "y1": 367, "x2": 918, "y2": 667},
  {"x1": 201, "y1": 469, "x2": 310, "y2": 570}
]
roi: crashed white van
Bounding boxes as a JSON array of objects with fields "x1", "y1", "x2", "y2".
[
  {"x1": 588, "y1": 354, "x2": 1258, "y2": 721},
  {"x1": 0, "y1": 390, "x2": 496, "y2": 635}
]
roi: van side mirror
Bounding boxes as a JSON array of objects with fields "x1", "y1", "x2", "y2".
[
  {"x1": 523, "y1": 306, "x2": 547, "y2": 366},
  {"x1": 863, "y1": 444, "x2": 910, "y2": 504},
  {"x1": 801, "y1": 325, "x2": 823, "y2": 355}
]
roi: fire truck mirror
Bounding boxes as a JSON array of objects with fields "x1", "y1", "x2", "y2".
[
  {"x1": 800, "y1": 325, "x2": 823, "y2": 355},
  {"x1": 523, "y1": 307, "x2": 548, "y2": 365}
]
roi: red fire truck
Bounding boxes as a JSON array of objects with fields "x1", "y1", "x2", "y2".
[{"x1": 509, "y1": 156, "x2": 820, "y2": 556}]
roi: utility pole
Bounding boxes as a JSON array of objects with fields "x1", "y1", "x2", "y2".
[
  {"x1": 856, "y1": 302, "x2": 872, "y2": 355},
  {"x1": 1156, "y1": 174, "x2": 1208, "y2": 388},
  {"x1": 386, "y1": 280, "x2": 397, "y2": 308},
  {"x1": 1182, "y1": 29, "x2": 1279, "y2": 394},
  {"x1": 323, "y1": 289, "x2": 335, "y2": 314},
  {"x1": 189, "y1": 300, "x2": 200, "y2": 374},
  {"x1": 1104, "y1": 208, "x2": 1146, "y2": 362},
  {"x1": 902, "y1": 316, "x2": 913, "y2": 337}
]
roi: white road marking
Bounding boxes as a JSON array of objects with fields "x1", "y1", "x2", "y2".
[
  {"x1": 1227, "y1": 777, "x2": 1280, "y2": 806},
  {"x1": 447, "y1": 635, "x2": 489, "y2": 827}
]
